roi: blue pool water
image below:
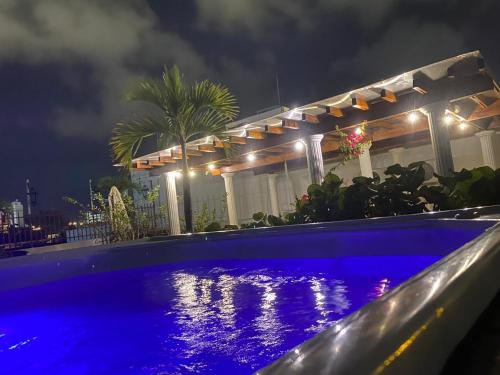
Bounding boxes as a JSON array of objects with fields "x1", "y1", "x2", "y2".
[{"x1": 0, "y1": 256, "x2": 441, "y2": 374}]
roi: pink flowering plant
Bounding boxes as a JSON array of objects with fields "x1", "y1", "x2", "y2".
[{"x1": 336, "y1": 121, "x2": 371, "y2": 162}]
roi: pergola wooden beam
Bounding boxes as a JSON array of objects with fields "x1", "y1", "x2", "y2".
[
  {"x1": 246, "y1": 130, "x2": 266, "y2": 139},
  {"x1": 467, "y1": 99, "x2": 500, "y2": 121},
  {"x1": 198, "y1": 144, "x2": 217, "y2": 152},
  {"x1": 144, "y1": 72, "x2": 495, "y2": 174},
  {"x1": 352, "y1": 96, "x2": 369, "y2": 110},
  {"x1": 324, "y1": 106, "x2": 344, "y2": 118},
  {"x1": 265, "y1": 125, "x2": 285, "y2": 134},
  {"x1": 229, "y1": 136, "x2": 247, "y2": 144},
  {"x1": 381, "y1": 89, "x2": 397, "y2": 103}
]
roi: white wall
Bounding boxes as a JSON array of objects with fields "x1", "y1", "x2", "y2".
[{"x1": 132, "y1": 133, "x2": 499, "y2": 227}]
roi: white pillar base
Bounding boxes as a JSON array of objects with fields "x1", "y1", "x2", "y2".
[
  {"x1": 164, "y1": 172, "x2": 181, "y2": 235},
  {"x1": 359, "y1": 147, "x2": 373, "y2": 178},
  {"x1": 267, "y1": 174, "x2": 280, "y2": 217},
  {"x1": 222, "y1": 172, "x2": 238, "y2": 226}
]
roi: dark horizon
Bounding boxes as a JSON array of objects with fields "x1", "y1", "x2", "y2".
[{"x1": 1, "y1": 0, "x2": 499, "y2": 210}]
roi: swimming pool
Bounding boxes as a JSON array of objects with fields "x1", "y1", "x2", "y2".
[{"x1": 0, "y1": 217, "x2": 496, "y2": 374}]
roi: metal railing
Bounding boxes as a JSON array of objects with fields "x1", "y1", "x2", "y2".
[{"x1": 0, "y1": 204, "x2": 169, "y2": 254}]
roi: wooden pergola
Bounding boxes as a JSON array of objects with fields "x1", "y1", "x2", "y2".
[{"x1": 132, "y1": 51, "x2": 499, "y2": 178}]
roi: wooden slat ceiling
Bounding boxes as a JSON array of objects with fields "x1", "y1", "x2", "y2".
[{"x1": 131, "y1": 52, "x2": 499, "y2": 176}]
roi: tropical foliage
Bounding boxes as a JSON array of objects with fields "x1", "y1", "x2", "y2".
[
  {"x1": 420, "y1": 166, "x2": 500, "y2": 210},
  {"x1": 244, "y1": 164, "x2": 500, "y2": 228},
  {"x1": 63, "y1": 185, "x2": 167, "y2": 243},
  {"x1": 111, "y1": 66, "x2": 238, "y2": 232}
]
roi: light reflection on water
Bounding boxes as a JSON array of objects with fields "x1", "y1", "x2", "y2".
[
  {"x1": 169, "y1": 267, "x2": 360, "y2": 369},
  {"x1": 0, "y1": 256, "x2": 441, "y2": 374}
]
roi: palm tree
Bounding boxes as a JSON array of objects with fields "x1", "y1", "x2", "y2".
[{"x1": 111, "y1": 66, "x2": 238, "y2": 233}]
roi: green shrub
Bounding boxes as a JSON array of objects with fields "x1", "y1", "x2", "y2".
[
  {"x1": 420, "y1": 166, "x2": 500, "y2": 210},
  {"x1": 204, "y1": 222, "x2": 222, "y2": 232}
]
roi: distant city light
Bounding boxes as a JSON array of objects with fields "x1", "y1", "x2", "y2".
[
  {"x1": 407, "y1": 112, "x2": 418, "y2": 124},
  {"x1": 294, "y1": 140, "x2": 304, "y2": 151},
  {"x1": 247, "y1": 153, "x2": 256, "y2": 162}
]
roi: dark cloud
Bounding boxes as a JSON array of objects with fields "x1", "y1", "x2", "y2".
[
  {"x1": 329, "y1": 19, "x2": 466, "y2": 86},
  {"x1": 0, "y1": 0, "x2": 498, "y2": 208},
  {"x1": 0, "y1": 0, "x2": 209, "y2": 140},
  {"x1": 194, "y1": 0, "x2": 399, "y2": 37}
]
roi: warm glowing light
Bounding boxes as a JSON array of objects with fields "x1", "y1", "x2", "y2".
[
  {"x1": 189, "y1": 170, "x2": 196, "y2": 177},
  {"x1": 407, "y1": 112, "x2": 418, "y2": 124},
  {"x1": 174, "y1": 171, "x2": 182, "y2": 178},
  {"x1": 294, "y1": 140, "x2": 304, "y2": 151},
  {"x1": 247, "y1": 153, "x2": 256, "y2": 161},
  {"x1": 208, "y1": 163, "x2": 215, "y2": 171},
  {"x1": 443, "y1": 115, "x2": 454, "y2": 125},
  {"x1": 459, "y1": 122, "x2": 467, "y2": 130},
  {"x1": 354, "y1": 127, "x2": 363, "y2": 135}
]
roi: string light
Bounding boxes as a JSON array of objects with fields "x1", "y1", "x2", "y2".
[
  {"x1": 407, "y1": 112, "x2": 418, "y2": 124},
  {"x1": 443, "y1": 115, "x2": 454, "y2": 126},
  {"x1": 294, "y1": 140, "x2": 304, "y2": 151},
  {"x1": 354, "y1": 127, "x2": 363, "y2": 135},
  {"x1": 189, "y1": 170, "x2": 196, "y2": 177},
  {"x1": 459, "y1": 122, "x2": 467, "y2": 130},
  {"x1": 174, "y1": 171, "x2": 182, "y2": 178},
  {"x1": 208, "y1": 164, "x2": 215, "y2": 171},
  {"x1": 247, "y1": 153, "x2": 256, "y2": 162}
]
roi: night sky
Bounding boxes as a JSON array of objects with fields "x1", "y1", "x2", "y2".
[{"x1": 1, "y1": 0, "x2": 499, "y2": 210}]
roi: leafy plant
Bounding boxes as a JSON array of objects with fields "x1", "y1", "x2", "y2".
[
  {"x1": 371, "y1": 161, "x2": 433, "y2": 217},
  {"x1": 204, "y1": 222, "x2": 222, "y2": 232},
  {"x1": 420, "y1": 166, "x2": 500, "y2": 210},
  {"x1": 241, "y1": 212, "x2": 286, "y2": 228},
  {"x1": 194, "y1": 203, "x2": 216, "y2": 232}
]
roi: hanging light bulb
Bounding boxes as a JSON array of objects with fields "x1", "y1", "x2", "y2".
[
  {"x1": 443, "y1": 114, "x2": 454, "y2": 126},
  {"x1": 208, "y1": 163, "x2": 215, "y2": 171},
  {"x1": 354, "y1": 127, "x2": 363, "y2": 135},
  {"x1": 407, "y1": 112, "x2": 418, "y2": 124},
  {"x1": 294, "y1": 140, "x2": 304, "y2": 151},
  {"x1": 459, "y1": 122, "x2": 467, "y2": 130},
  {"x1": 189, "y1": 170, "x2": 196, "y2": 177},
  {"x1": 174, "y1": 171, "x2": 182, "y2": 178},
  {"x1": 247, "y1": 153, "x2": 256, "y2": 162}
]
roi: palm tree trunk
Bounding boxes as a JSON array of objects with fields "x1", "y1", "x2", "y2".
[{"x1": 180, "y1": 140, "x2": 193, "y2": 232}]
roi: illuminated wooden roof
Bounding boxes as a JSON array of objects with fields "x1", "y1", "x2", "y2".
[{"x1": 131, "y1": 51, "x2": 500, "y2": 175}]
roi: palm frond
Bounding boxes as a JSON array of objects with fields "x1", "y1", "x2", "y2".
[
  {"x1": 188, "y1": 80, "x2": 238, "y2": 120},
  {"x1": 110, "y1": 117, "x2": 164, "y2": 168},
  {"x1": 125, "y1": 80, "x2": 165, "y2": 109}
]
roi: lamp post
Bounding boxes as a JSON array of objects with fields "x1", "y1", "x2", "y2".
[{"x1": 25, "y1": 179, "x2": 37, "y2": 216}]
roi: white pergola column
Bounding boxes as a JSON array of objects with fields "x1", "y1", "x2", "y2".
[
  {"x1": 267, "y1": 174, "x2": 280, "y2": 217},
  {"x1": 164, "y1": 172, "x2": 181, "y2": 235},
  {"x1": 425, "y1": 102, "x2": 454, "y2": 176},
  {"x1": 222, "y1": 172, "x2": 238, "y2": 226},
  {"x1": 475, "y1": 130, "x2": 497, "y2": 169},
  {"x1": 359, "y1": 146, "x2": 373, "y2": 178},
  {"x1": 305, "y1": 134, "x2": 325, "y2": 184},
  {"x1": 388, "y1": 147, "x2": 405, "y2": 166}
]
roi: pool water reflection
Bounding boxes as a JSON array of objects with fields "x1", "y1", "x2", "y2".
[{"x1": 0, "y1": 256, "x2": 440, "y2": 374}]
